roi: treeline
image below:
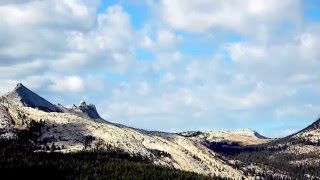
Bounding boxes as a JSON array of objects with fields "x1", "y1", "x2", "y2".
[{"x1": 0, "y1": 142, "x2": 215, "y2": 179}]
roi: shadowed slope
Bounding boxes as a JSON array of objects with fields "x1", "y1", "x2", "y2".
[{"x1": 3, "y1": 83, "x2": 60, "y2": 112}]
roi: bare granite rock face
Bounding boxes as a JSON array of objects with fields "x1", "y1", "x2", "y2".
[
  {"x1": 3, "y1": 83, "x2": 60, "y2": 112},
  {"x1": 0, "y1": 104, "x2": 16, "y2": 139}
]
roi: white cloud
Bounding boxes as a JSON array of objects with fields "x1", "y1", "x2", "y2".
[
  {"x1": 226, "y1": 26, "x2": 320, "y2": 86},
  {"x1": 139, "y1": 29, "x2": 179, "y2": 51},
  {"x1": 0, "y1": 1, "x2": 134, "y2": 73},
  {"x1": 287, "y1": 73, "x2": 316, "y2": 84},
  {"x1": 64, "y1": 5, "x2": 135, "y2": 73},
  {"x1": 157, "y1": 0, "x2": 301, "y2": 38},
  {"x1": 276, "y1": 104, "x2": 320, "y2": 119},
  {"x1": 0, "y1": 0, "x2": 39, "y2": 5},
  {"x1": 157, "y1": 30, "x2": 179, "y2": 48},
  {"x1": 297, "y1": 31, "x2": 320, "y2": 61},
  {"x1": 215, "y1": 83, "x2": 283, "y2": 110},
  {"x1": 49, "y1": 75, "x2": 84, "y2": 93},
  {"x1": 0, "y1": 60, "x2": 44, "y2": 79},
  {"x1": 0, "y1": 0, "x2": 99, "y2": 65},
  {"x1": 1, "y1": 0, "x2": 320, "y2": 136},
  {"x1": 228, "y1": 42, "x2": 266, "y2": 62},
  {"x1": 140, "y1": 36, "x2": 154, "y2": 49}
]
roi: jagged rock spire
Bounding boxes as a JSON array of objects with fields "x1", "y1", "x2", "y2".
[{"x1": 78, "y1": 101, "x2": 101, "y2": 119}]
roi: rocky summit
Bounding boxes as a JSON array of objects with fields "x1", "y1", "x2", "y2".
[{"x1": 3, "y1": 83, "x2": 60, "y2": 112}]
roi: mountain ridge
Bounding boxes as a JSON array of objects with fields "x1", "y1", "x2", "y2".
[
  {"x1": 0, "y1": 83, "x2": 245, "y2": 179},
  {"x1": 179, "y1": 128, "x2": 270, "y2": 146},
  {"x1": 2, "y1": 83, "x2": 320, "y2": 179}
]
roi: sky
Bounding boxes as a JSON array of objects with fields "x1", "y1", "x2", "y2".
[{"x1": 1, "y1": 0, "x2": 320, "y2": 137}]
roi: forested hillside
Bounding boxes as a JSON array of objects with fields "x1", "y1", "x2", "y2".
[{"x1": 0, "y1": 139, "x2": 222, "y2": 180}]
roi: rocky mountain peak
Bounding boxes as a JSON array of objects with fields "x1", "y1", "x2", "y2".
[
  {"x1": 15, "y1": 83, "x2": 24, "y2": 89},
  {"x1": 3, "y1": 83, "x2": 60, "y2": 112}
]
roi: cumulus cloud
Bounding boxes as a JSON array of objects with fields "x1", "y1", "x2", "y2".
[
  {"x1": 0, "y1": 0, "x2": 98, "y2": 65},
  {"x1": 49, "y1": 75, "x2": 84, "y2": 93},
  {"x1": 0, "y1": 0, "x2": 319, "y2": 136},
  {"x1": 0, "y1": 0, "x2": 37, "y2": 5},
  {"x1": 157, "y1": 0, "x2": 301, "y2": 38},
  {"x1": 0, "y1": 1, "x2": 134, "y2": 72}
]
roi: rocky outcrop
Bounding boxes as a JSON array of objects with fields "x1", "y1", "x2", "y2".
[{"x1": 78, "y1": 101, "x2": 101, "y2": 119}]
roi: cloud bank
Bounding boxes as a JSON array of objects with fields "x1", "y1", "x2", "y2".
[{"x1": 1, "y1": 0, "x2": 320, "y2": 137}]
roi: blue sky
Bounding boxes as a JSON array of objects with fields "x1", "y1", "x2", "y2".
[{"x1": 1, "y1": 0, "x2": 320, "y2": 137}]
